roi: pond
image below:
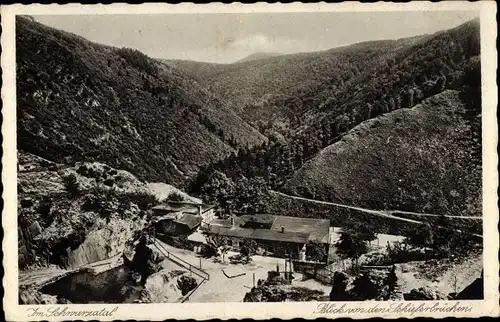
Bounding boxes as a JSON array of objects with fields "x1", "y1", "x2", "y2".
[{"x1": 40, "y1": 265, "x2": 144, "y2": 304}]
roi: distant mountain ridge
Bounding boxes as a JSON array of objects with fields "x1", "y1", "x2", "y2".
[
  {"x1": 236, "y1": 52, "x2": 282, "y2": 63},
  {"x1": 170, "y1": 20, "x2": 479, "y2": 142},
  {"x1": 16, "y1": 16, "x2": 266, "y2": 187}
]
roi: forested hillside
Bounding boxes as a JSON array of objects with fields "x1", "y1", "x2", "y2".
[
  {"x1": 170, "y1": 35, "x2": 429, "y2": 138},
  {"x1": 284, "y1": 90, "x2": 481, "y2": 217},
  {"x1": 174, "y1": 21, "x2": 478, "y2": 149},
  {"x1": 188, "y1": 19, "x2": 481, "y2": 221},
  {"x1": 16, "y1": 16, "x2": 266, "y2": 187}
]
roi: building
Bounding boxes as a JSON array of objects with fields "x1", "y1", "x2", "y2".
[
  {"x1": 151, "y1": 201, "x2": 216, "y2": 237},
  {"x1": 205, "y1": 214, "x2": 330, "y2": 263}
]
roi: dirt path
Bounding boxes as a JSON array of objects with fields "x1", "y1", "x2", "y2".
[
  {"x1": 384, "y1": 209, "x2": 481, "y2": 220},
  {"x1": 270, "y1": 190, "x2": 423, "y2": 224},
  {"x1": 270, "y1": 190, "x2": 482, "y2": 225}
]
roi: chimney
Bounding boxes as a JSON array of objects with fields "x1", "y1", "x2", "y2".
[
  {"x1": 281, "y1": 226, "x2": 285, "y2": 233},
  {"x1": 231, "y1": 216, "x2": 235, "y2": 228},
  {"x1": 198, "y1": 205, "x2": 202, "y2": 217}
]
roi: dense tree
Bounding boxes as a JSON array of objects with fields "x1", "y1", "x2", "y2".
[
  {"x1": 306, "y1": 242, "x2": 328, "y2": 263},
  {"x1": 206, "y1": 234, "x2": 230, "y2": 262},
  {"x1": 335, "y1": 231, "x2": 369, "y2": 270},
  {"x1": 358, "y1": 224, "x2": 377, "y2": 245},
  {"x1": 351, "y1": 273, "x2": 380, "y2": 300},
  {"x1": 240, "y1": 238, "x2": 259, "y2": 258},
  {"x1": 406, "y1": 223, "x2": 434, "y2": 248}
]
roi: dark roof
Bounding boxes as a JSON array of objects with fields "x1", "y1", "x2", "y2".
[
  {"x1": 152, "y1": 202, "x2": 215, "y2": 214},
  {"x1": 175, "y1": 214, "x2": 202, "y2": 230},
  {"x1": 239, "y1": 214, "x2": 276, "y2": 225},
  {"x1": 205, "y1": 215, "x2": 330, "y2": 244},
  {"x1": 251, "y1": 229, "x2": 310, "y2": 244},
  {"x1": 271, "y1": 216, "x2": 330, "y2": 243},
  {"x1": 209, "y1": 226, "x2": 253, "y2": 238},
  {"x1": 207, "y1": 226, "x2": 310, "y2": 244}
]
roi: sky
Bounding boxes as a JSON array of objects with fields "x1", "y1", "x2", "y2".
[{"x1": 33, "y1": 11, "x2": 479, "y2": 64}]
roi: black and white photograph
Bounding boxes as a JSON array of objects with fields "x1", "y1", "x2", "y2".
[{"x1": 2, "y1": 3, "x2": 497, "y2": 319}]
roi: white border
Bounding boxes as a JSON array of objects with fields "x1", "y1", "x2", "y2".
[{"x1": 1, "y1": 2, "x2": 498, "y2": 320}]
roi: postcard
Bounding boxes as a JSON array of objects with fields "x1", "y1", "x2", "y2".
[{"x1": 1, "y1": 2, "x2": 498, "y2": 320}]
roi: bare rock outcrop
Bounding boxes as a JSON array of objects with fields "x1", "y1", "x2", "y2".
[
  {"x1": 404, "y1": 286, "x2": 449, "y2": 300},
  {"x1": 19, "y1": 288, "x2": 58, "y2": 304},
  {"x1": 18, "y1": 151, "x2": 156, "y2": 270}
]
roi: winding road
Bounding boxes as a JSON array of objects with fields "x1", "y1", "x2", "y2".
[{"x1": 269, "y1": 190, "x2": 483, "y2": 232}]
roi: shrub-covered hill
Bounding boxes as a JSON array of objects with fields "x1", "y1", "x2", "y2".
[
  {"x1": 283, "y1": 90, "x2": 481, "y2": 218},
  {"x1": 16, "y1": 16, "x2": 266, "y2": 187}
]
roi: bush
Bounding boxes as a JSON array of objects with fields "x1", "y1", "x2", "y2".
[
  {"x1": 120, "y1": 191, "x2": 159, "y2": 211},
  {"x1": 240, "y1": 238, "x2": 258, "y2": 258},
  {"x1": 386, "y1": 241, "x2": 435, "y2": 264},
  {"x1": 116, "y1": 47, "x2": 159, "y2": 76},
  {"x1": 406, "y1": 224, "x2": 434, "y2": 248},
  {"x1": 351, "y1": 272, "x2": 381, "y2": 300},
  {"x1": 200, "y1": 243, "x2": 218, "y2": 258},
  {"x1": 177, "y1": 276, "x2": 198, "y2": 296},
  {"x1": 336, "y1": 231, "x2": 369, "y2": 270},
  {"x1": 63, "y1": 174, "x2": 80, "y2": 197},
  {"x1": 306, "y1": 241, "x2": 327, "y2": 263},
  {"x1": 166, "y1": 192, "x2": 185, "y2": 202},
  {"x1": 76, "y1": 165, "x2": 89, "y2": 176}
]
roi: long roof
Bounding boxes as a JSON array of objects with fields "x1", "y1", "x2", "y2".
[
  {"x1": 208, "y1": 215, "x2": 330, "y2": 244},
  {"x1": 208, "y1": 226, "x2": 310, "y2": 244},
  {"x1": 270, "y1": 216, "x2": 330, "y2": 244}
]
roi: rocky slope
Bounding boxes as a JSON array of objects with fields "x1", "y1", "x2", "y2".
[
  {"x1": 17, "y1": 151, "x2": 159, "y2": 270},
  {"x1": 16, "y1": 16, "x2": 266, "y2": 187},
  {"x1": 283, "y1": 90, "x2": 481, "y2": 218}
]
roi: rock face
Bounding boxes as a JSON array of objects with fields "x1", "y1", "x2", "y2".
[
  {"x1": 66, "y1": 217, "x2": 145, "y2": 269},
  {"x1": 404, "y1": 286, "x2": 449, "y2": 300},
  {"x1": 19, "y1": 288, "x2": 58, "y2": 304},
  {"x1": 453, "y1": 273, "x2": 483, "y2": 300},
  {"x1": 244, "y1": 275, "x2": 325, "y2": 302},
  {"x1": 140, "y1": 269, "x2": 189, "y2": 303},
  {"x1": 131, "y1": 235, "x2": 162, "y2": 283},
  {"x1": 18, "y1": 151, "x2": 155, "y2": 270}
]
